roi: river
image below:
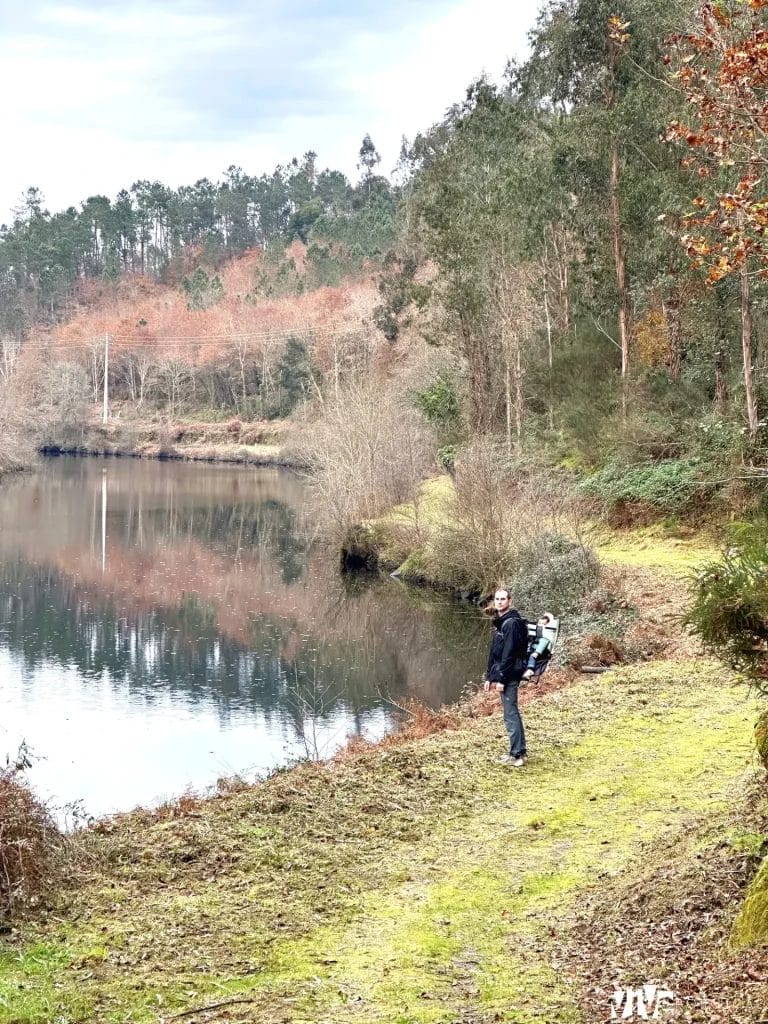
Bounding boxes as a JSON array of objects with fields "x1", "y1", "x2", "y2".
[{"x1": 0, "y1": 457, "x2": 486, "y2": 820}]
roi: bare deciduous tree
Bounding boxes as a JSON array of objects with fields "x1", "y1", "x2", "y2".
[
  {"x1": 0, "y1": 335, "x2": 21, "y2": 385},
  {"x1": 295, "y1": 382, "x2": 434, "y2": 540},
  {"x1": 156, "y1": 357, "x2": 192, "y2": 417}
]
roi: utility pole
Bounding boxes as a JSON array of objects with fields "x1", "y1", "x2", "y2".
[
  {"x1": 101, "y1": 468, "x2": 107, "y2": 573},
  {"x1": 102, "y1": 333, "x2": 110, "y2": 424}
]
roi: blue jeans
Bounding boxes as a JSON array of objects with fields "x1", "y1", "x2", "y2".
[{"x1": 502, "y1": 683, "x2": 526, "y2": 759}]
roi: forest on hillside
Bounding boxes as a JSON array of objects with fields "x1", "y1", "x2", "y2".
[{"x1": 2, "y1": 0, "x2": 768, "y2": 534}]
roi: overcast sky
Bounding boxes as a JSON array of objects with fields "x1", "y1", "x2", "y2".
[{"x1": 0, "y1": 1, "x2": 540, "y2": 223}]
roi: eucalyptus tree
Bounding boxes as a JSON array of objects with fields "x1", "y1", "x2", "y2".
[
  {"x1": 408, "y1": 80, "x2": 539, "y2": 433},
  {"x1": 515, "y1": 0, "x2": 690, "y2": 385}
]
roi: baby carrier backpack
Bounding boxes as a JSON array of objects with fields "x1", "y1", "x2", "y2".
[{"x1": 525, "y1": 615, "x2": 560, "y2": 682}]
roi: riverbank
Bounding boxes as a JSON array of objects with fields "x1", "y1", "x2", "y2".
[
  {"x1": 1, "y1": 660, "x2": 765, "y2": 1021},
  {"x1": 2, "y1": 512, "x2": 767, "y2": 1023},
  {"x1": 41, "y1": 416, "x2": 299, "y2": 467},
  {"x1": 341, "y1": 474, "x2": 722, "y2": 588}
]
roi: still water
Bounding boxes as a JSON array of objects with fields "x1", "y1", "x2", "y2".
[{"x1": 0, "y1": 457, "x2": 486, "y2": 819}]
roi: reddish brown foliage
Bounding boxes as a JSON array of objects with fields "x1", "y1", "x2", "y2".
[
  {"x1": 47, "y1": 250, "x2": 380, "y2": 378},
  {"x1": 667, "y1": 2, "x2": 768, "y2": 282},
  {"x1": 0, "y1": 759, "x2": 64, "y2": 917},
  {"x1": 332, "y1": 671, "x2": 580, "y2": 764}
]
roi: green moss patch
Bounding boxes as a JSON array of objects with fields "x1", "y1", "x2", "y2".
[
  {"x1": 732, "y1": 855, "x2": 768, "y2": 948},
  {"x1": 551, "y1": 778, "x2": 768, "y2": 1022},
  {"x1": 756, "y1": 709, "x2": 768, "y2": 770},
  {"x1": 594, "y1": 523, "x2": 717, "y2": 575}
]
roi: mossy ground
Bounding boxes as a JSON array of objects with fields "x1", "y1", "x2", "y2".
[
  {"x1": 0, "y1": 661, "x2": 762, "y2": 1024},
  {"x1": 733, "y1": 849, "x2": 768, "y2": 950},
  {"x1": 593, "y1": 523, "x2": 718, "y2": 576}
]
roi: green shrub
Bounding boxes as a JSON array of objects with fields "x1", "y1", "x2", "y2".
[
  {"x1": 732, "y1": 855, "x2": 768, "y2": 948},
  {"x1": 182, "y1": 268, "x2": 224, "y2": 311},
  {"x1": 686, "y1": 518, "x2": 768, "y2": 692},
  {"x1": 506, "y1": 533, "x2": 601, "y2": 617},
  {"x1": 436, "y1": 445, "x2": 458, "y2": 473},
  {"x1": 265, "y1": 337, "x2": 316, "y2": 418},
  {"x1": 755, "y1": 710, "x2": 768, "y2": 770},
  {"x1": 413, "y1": 374, "x2": 463, "y2": 444},
  {"x1": 692, "y1": 414, "x2": 748, "y2": 467},
  {"x1": 579, "y1": 457, "x2": 708, "y2": 515}
]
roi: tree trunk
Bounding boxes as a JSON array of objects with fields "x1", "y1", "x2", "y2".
[
  {"x1": 505, "y1": 358, "x2": 512, "y2": 456},
  {"x1": 514, "y1": 342, "x2": 524, "y2": 453},
  {"x1": 550, "y1": 223, "x2": 572, "y2": 338},
  {"x1": 333, "y1": 334, "x2": 340, "y2": 400},
  {"x1": 126, "y1": 358, "x2": 137, "y2": 403},
  {"x1": 610, "y1": 137, "x2": 631, "y2": 379},
  {"x1": 462, "y1": 312, "x2": 493, "y2": 433},
  {"x1": 542, "y1": 250, "x2": 554, "y2": 431},
  {"x1": 714, "y1": 348, "x2": 728, "y2": 411},
  {"x1": 237, "y1": 343, "x2": 247, "y2": 415},
  {"x1": 663, "y1": 290, "x2": 682, "y2": 380},
  {"x1": 740, "y1": 256, "x2": 759, "y2": 438}
]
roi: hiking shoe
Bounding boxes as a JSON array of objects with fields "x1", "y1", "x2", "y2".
[
  {"x1": 498, "y1": 754, "x2": 514, "y2": 764},
  {"x1": 509, "y1": 756, "x2": 526, "y2": 768}
]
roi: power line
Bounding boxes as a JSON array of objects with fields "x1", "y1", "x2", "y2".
[{"x1": 18, "y1": 320, "x2": 369, "y2": 352}]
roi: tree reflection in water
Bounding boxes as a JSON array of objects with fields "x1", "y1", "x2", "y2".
[{"x1": 0, "y1": 458, "x2": 486, "y2": 811}]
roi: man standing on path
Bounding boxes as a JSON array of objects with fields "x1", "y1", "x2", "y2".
[{"x1": 483, "y1": 588, "x2": 529, "y2": 767}]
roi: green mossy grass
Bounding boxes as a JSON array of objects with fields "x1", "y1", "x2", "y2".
[
  {"x1": 372, "y1": 475, "x2": 454, "y2": 579},
  {"x1": 756, "y1": 709, "x2": 768, "y2": 770},
  {"x1": 732, "y1": 855, "x2": 768, "y2": 948},
  {"x1": 0, "y1": 661, "x2": 758, "y2": 1023},
  {"x1": 593, "y1": 523, "x2": 717, "y2": 575}
]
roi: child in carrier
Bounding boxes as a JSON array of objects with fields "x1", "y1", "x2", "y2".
[{"x1": 522, "y1": 612, "x2": 556, "y2": 682}]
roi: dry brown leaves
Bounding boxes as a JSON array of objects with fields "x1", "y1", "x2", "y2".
[{"x1": 552, "y1": 781, "x2": 768, "y2": 1024}]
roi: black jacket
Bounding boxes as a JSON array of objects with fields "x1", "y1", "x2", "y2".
[{"x1": 486, "y1": 609, "x2": 528, "y2": 685}]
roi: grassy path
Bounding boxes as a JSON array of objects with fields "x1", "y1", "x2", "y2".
[{"x1": 0, "y1": 662, "x2": 758, "y2": 1024}]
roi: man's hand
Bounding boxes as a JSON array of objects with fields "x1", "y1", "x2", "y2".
[
  {"x1": 495, "y1": 682, "x2": 504, "y2": 692},
  {"x1": 483, "y1": 679, "x2": 491, "y2": 692}
]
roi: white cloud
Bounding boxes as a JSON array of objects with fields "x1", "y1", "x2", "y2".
[
  {"x1": 0, "y1": 0, "x2": 539, "y2": 222},
  {"x1": 332, "y1": 0, "x2": 536, "y2": 172}
]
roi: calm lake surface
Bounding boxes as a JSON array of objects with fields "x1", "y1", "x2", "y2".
[{"x1": 0, "y1": 457, "x2": 486, "y2": 819}]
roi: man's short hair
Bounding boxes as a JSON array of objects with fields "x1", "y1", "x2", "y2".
[{"x1": 494, "y1": 588, "x2": 510, "y2": 599}]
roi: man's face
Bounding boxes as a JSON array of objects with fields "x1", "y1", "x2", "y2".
[{"x1": 494, "y1": 591, "x2": 510, "y2": 614}]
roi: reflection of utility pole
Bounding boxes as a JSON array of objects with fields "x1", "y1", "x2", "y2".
[
  {"x1": 101, "y1": 468, "x2": 107, "y2": 573},
  {"x1": 102, "y1": 333, "x2": 109, "y2": 424}
]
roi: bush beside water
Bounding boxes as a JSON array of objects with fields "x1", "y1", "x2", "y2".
[{"x1": 0, "y1": 752, "x2": 65, "y2": 918}]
